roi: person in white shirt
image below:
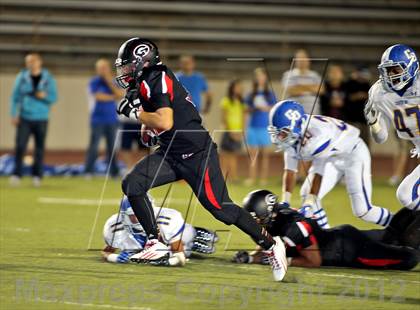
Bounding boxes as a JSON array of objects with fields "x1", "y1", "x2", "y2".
[
  {"x1": 281, "y1": 49, "x2": 324, "y2": 115},
  {"x1": 268, "y1": 100, "x2": 393, "y2": 228},
  {"x1": 364, "y1": 44, "x2": 419, "y2": 211}
]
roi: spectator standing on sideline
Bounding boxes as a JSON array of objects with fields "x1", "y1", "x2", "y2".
[
  {"x1": 85, "y1": 58, "x2": 124, "y2": 178},
  {"x1": 220, "y1": 79, "x2": 245, "y2": 182},
  {"x1": 245, "y1": 68, "x2": 276, "y2": 186},
  {"x1": 176, "y1": 55, "x2": 212, "y2": 114},
  {"x1": 344, "y1": 66, "x2": 371, "y2": 146},
  {"x1": 9, "y1": 53, "x2": 57, "y2": 187},
  {"x1": 281, "y1": 49, "x2": 324, "y2": 115},
  {"x1": 320, "y1": 65, "x2": 346, "y2": 120},
  {"x1": 119, "y1": 116, "x2": 148, "y2": 171}
]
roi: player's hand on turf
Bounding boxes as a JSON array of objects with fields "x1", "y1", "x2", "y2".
[
  {"x1": 117, "y1": 98, "x2": 142, "y2": 121},
  {"x1": 232, "y1": 251, "x2": 250, "y2": 264},
  {"x1": 364, "y1": 100, "x2": 379, "y2": 125}
]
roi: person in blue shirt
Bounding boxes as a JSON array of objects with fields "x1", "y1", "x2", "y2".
[
  {"x1": 244, "y1": 67, "x2": 277, "y2": 186},
  {"x1": 176, "y1": 55, "x2": 212, "y2": 114},
  {"x1": 9, "y1": 53, "x2": 57, "y2": 187},
  {"x1": 85, "y1": 58, "x2": 124, "y2": 178}
]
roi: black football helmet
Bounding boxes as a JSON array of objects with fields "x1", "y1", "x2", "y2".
[
  {"x1": 243, "y1": 189, "x2": 279, "y2": 225},
  {"x1": 115, "y1": 37, "x2": 161, "y2": 89}
]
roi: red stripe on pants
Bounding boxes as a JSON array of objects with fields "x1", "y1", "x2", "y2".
[
  {"x1": 204, "y1": 167, "x2": 222, "y2": 209},
  {"x1": 357, "y1": 257, "x2": 402, "y2": 267}
]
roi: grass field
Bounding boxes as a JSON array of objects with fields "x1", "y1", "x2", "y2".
[{"x1": 0, "y1": 176, "x2": 419, "y2": 310}]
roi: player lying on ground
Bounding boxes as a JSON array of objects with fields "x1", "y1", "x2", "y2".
[
  {"x1": 102, "y1": 196, "x2": 219, "y2": 266},
  {"x1": 114, "y1": 37, "x2": 287, "y2": 281},
  {"x1": 268, "y1": 100, "x2": 392, "y2": 228},
  {"x1": 233, "y1": 190, "x2": 419, "y2": 270},
  {"x1": 364, "y1": 44, "x2": 419, "y2": 211}
]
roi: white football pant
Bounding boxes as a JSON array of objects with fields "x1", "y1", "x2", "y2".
[
  {"x1": 396, "y1": 164, "x2": 420, "y2": 211},
  {"x1": 301, "y1": 140, "x2": 393, "y2": 226}
]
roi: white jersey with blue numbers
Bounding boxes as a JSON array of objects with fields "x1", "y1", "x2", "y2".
[
  {"x1": 103, "y1": 197, "x2": 185, "y2": 251},
  {"x1": 284, "y1": 116, "x2": 361, "y2": 174},
  {"x1": 368, "y1": 75, "x2": 420, "y2": 150}
]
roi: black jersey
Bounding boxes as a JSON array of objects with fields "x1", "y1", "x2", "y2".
[
  {"x1": 266, "y1": 208, "x2": 325, "y2": 258},
  {"x1": 267, "y1": 209, "x2": 350, "y2": 265},
  {"x1": 266, "y1": 208, "x2": 417, "y2": 269},
  {"x1": 268, "y1": 209, "x2": 359, "y2": 265},
  {"x1": 136, "y1": 65, "x2": 214, "y2": 155}
]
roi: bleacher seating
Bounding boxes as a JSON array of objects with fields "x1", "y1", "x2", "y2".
[{"x1": 0, "y1": 0, "x2": 419, "y2": 77}]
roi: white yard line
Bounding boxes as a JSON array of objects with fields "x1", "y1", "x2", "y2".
[
  {"x1": 29, "y1": 298, "x2": 152, "y2": 310},
  {"x1": 38, "y1": 197, "x2": 188, "y2": 206},
  {"x1": 38, "y1": 197, "x2": 120, "y2": 206}
]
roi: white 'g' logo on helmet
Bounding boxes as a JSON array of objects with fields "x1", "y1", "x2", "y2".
[
  {"x1": 133, "y1": 44, "x2": 150, "y2": 59},
  {"x1": 285, "y1": 109, "x2": 301, "y2": 127},
  {"x1": 265, "y1": 194, "x2": 277, "y2": 210}
]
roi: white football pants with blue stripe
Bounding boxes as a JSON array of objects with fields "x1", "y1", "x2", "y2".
[
  {"x1": 301, "y1": 140, "x2": 393, "y2": 227},
  {"x1": 396, "y1": 164, "x2": 420, "y2": 211}
]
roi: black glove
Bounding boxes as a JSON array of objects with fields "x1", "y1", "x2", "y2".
[
  {"x1": 232, "y1": 250, "x2": 250, "y2": 264},
  {"x1": 117, "y1": 98, "x2": 140, "y2": 121},
  {"x1": 125, "y1": 87, "x2": 140, "y2": 106}
]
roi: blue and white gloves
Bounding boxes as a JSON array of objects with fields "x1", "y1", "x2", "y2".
[{"x1": 298, "y1": 194, "x2": 330, "y2": 229}]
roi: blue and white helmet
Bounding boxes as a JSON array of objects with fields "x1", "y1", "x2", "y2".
[
  {"x1": 378, "y1": 44, "x2": 419, "y2": 92},
  {"x1": 267, "y1": 100, "x2": 307, "y2": 151}
]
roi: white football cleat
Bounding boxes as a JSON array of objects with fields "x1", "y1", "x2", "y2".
[
  {"x1": 265, "y1": 236, "x2": 288, "y2": 282},
  {"x1": 129, "y1": 239, "x2": 169, "y2": 262}
]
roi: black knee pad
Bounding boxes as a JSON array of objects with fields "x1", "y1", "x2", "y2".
[{"x1": 121, "y1": 172, "x2": 147, "y2": 197}]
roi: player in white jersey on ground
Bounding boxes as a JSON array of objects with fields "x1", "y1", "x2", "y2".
[
  {"x1": 268, "y1": 100, "x2": 393, "y2": 228},
  {"x1": 102, "y1": 196, "x2": 218, "y2": 266},
  {"x1": 364, "y1": 44, "x2": 420, "y2": 211}
]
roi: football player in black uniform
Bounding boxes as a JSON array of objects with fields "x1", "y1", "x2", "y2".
[
  {"x1": 233, "y1": 190, "x2": 418, "y2": 270},
  {"x1": 114, "y1": 38, "x2": 287, "y2": 281}
]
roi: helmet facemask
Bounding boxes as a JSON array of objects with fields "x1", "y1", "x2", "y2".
[
  {"x1": 115, "y1": 58, "x2": 148, "y2": 89},
  {"x1": 268, "y1": 125, "x2": 300, "y2": 152},
  {"x1": 378, "y1": 61, "x2": 415, "y2": 92}
]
